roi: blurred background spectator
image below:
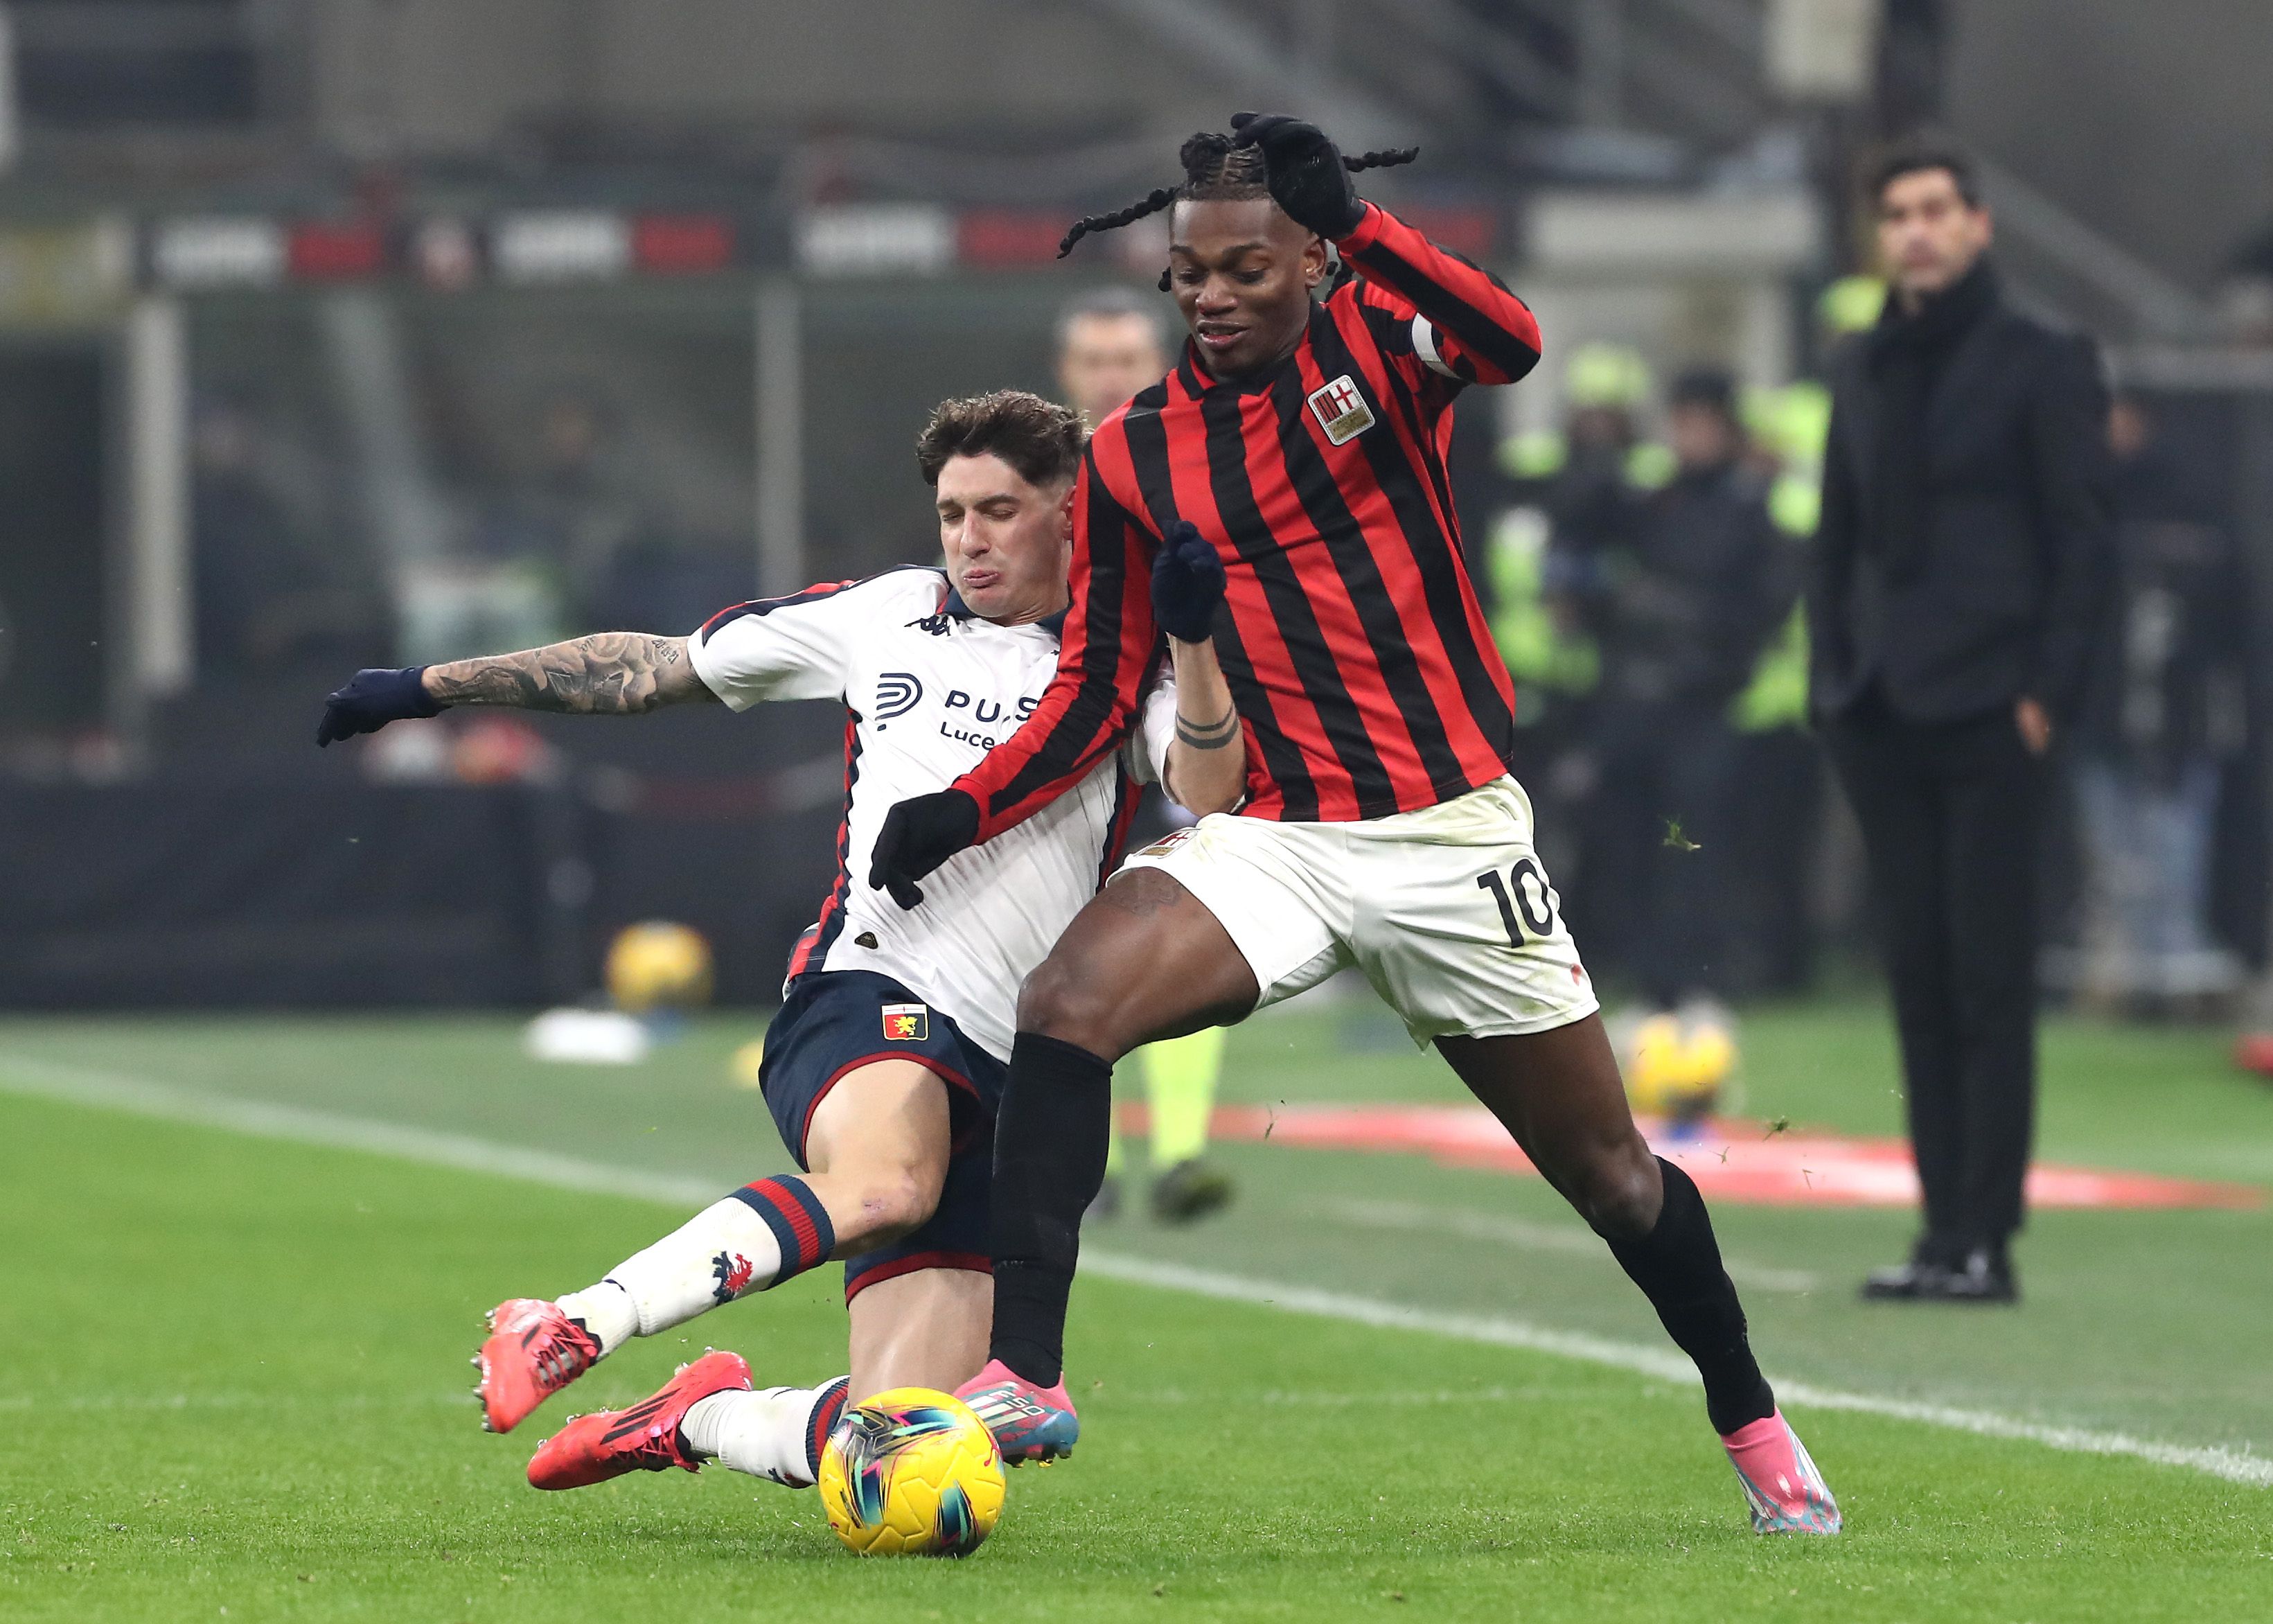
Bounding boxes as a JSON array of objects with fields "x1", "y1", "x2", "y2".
[
  {"x1": 1567, "y1": 367, "x2": 1793, "y2": 1013},
  {"x1": 2067, "y1": 394, "x2": 2249, "y2": 1016},
  {"x1": 191, "y1": 394, "x2": 382, "y2": 689}
]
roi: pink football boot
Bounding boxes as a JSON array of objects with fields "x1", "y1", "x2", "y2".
[
  {"x1": 954, "y1": 1358, "x2": 1079, "y2": 1465},
  {"x1": 1722, "y1": 1409, "x2": 1842, "y2": 1534}
]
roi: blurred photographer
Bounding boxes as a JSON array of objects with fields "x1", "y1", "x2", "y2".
[
  {"x1": 2069, "y1": 394, "x2": 2247, "y2": 1015},
  {"x1": 1583, "y1": 367, "x2": 1792, "y2": 1013}
]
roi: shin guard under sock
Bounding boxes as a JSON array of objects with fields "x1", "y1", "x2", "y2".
[
  {"x1": 989, "y1": 1032, "x2": 1115, "y2": 1387},
  {"x1": 1607, "y1": 1157, "x2": 1776, "y2": 1436},
  {"x1": 596, "y1": 1175, "x2": 835, "y2": 1341}
]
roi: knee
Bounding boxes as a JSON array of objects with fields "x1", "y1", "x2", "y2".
[
  {"x1": 1015, "y1": 952, "x2": 1122, "y2": 1056},
  {"x1": 845, "y1": 1166, "x2": 940, "y2": 1247},
  {"x1": 1564, "y1": 1138, "x2": 1663, "y2": 1244}
]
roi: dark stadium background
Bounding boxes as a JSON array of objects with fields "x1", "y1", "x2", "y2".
[{"x1": 0, "y1": 1, "x2": 2270, "y2": 1021}]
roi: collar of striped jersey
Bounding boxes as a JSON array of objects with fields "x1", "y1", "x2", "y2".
[
  {"x1": 941, "y1": 585, "x2": 1068, "y2": 639},
  {"x1": 1174, "y1": 303, "x2": 1331, "y2": 399}
]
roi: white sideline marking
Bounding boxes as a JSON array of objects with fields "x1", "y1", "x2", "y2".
[
  {"x1": 1077, "y1": 1255, "x2": 2273, "y2": 1488},
  {"x1": 1318, "y1": 1196, "x2": 1820, "y2": 1294},
  {"x1": 5, "y1": 1052, "x2": 2268, "y2": 1490}
]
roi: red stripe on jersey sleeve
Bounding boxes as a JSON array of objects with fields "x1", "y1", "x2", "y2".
[
  {"x1": 951, "y1": 438, "x2": 1158, "y2": 839},
  {"x1": 1337, "y1": 204, "x2": 1541, "y2": 385},
  {"x1": 696, "y1": 579, "x2": 858, "y2": 642}
]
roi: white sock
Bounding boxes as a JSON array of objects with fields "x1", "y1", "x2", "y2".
[
  {"x1": 577, "y1": 1192, "x2": 790, "y2": 1337},
  {"x1": 554, "y1": 1280, "x2": 639, "y2": 1356},
  {"x1": 594, "y1": 1195, "x2": 788, "y2": 1340},
  {"x1": 680, "y1": 1377, "x2": 850, "y2": 1488}
]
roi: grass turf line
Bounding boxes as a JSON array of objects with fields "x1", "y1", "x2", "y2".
[
  {"x1": 7, "y1": 1000, "x2": 2270, "y2": 1452},
  {"x1": 6, "y1": 1044, "x2": 2267, "y2": 1485},
  {"x1": 6, "y1": 1093, "x2": 2270, "y2": 1623}
]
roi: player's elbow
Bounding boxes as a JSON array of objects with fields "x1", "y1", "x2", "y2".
[{"x1": 1167, "y1": 764, "x2": 1244, "y2": 818}]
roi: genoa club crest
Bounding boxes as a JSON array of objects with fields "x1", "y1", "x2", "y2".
[
  {"x1": 882, "y1": 1003, "x2": 930, "y2": 1041},
  {"x1": 1306, "y1": 373, "x2": 1375, "y2": 445}
]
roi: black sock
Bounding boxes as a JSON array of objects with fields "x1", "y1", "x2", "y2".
[
  {"x1": 1607, "y1": 1157, "x2": 1776, "y2": 1436},
  {"x1": 989, "y1": 1032, "x2": 1115, "y2": 1387}
]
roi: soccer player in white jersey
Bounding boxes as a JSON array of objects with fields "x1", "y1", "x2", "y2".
[{"x1": 314, "y1": 389, "x2": 1248, "y2": 1492}]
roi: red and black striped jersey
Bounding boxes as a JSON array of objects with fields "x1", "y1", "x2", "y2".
[{"x1": 953, "y1": 202, "x2": 1542, "y2": 834}]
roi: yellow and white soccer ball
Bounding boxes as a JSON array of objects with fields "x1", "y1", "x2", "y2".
[
  {"x1": 1620, "y1": 1007, "x2": 1738, "y2": 1125},
  {"x1": 603, "y1": 921, "x2": 714, "y2": 1014},
  {"x1": 818, "y1": 1388, "x2": 1005, "y2": 1557}
]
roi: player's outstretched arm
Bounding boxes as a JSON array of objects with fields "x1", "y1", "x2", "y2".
[
  {"x1": 423, "y1": 633, "x2": 716, "y2": 715},
  {"x1": 1152, "y1": 522, "x2": 1246, "y2": 816},
  {"x1": 316, "y1": 633, "x2": 715, "y2": 745}
]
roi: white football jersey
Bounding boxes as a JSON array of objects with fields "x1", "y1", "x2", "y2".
[{"x1": 689, "y1": 566, "x2": 1178, "y2": 1061}]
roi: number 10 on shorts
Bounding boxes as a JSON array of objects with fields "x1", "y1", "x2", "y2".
[{"x1": 1478, "y1": 858, "x2": 1561, "y2": 945}]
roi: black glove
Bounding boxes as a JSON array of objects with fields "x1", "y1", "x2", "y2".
[
  {"x1": 1230, "y1": 111, "x2": 1364, "y2": 239},
  {"x1": 1151, "y1": 521, "x2": 1227, "y2": 643},
  {"x1": 317, "y1": 667, "x2": 441, "y2": 746},
  {"x1": 867, "y1": 788, "x2": 980, "y2": 910}
]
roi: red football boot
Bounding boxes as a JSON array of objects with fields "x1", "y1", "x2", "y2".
[
  {"x1": 473, "y1": 1298, "x2": 601, "y2": 1434},
  {"x1": 526, "y1": 1350, "x2": 752, "y2": 1490}
]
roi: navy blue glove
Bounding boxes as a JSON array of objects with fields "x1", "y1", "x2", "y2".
[
  {"x1": 316, "y1": 667, "x2": 441, "y2": 746},
  {"x1": 867, "y1": 788, "x2": 980, "y2": 910},
  {"x1": 1230, "y1": 111, "x2": 1364, "y2": 239},
  {"x1": 1151, "y1": 520, "x2": 1226, "y2": 643}
]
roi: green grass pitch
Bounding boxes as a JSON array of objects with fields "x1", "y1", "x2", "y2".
[{"x1": 3, "y1": 998, "x2": 2270, "y2": 1621}]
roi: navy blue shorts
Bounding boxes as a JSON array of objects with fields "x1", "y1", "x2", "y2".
[{"x1": 757, "y1": 969, "x2": 1005, "y2": 1301}]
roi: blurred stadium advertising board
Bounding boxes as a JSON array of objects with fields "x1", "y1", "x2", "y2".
[
  {"x1": 1199, "y1": 1104, "x2": 2265, "y2": 1212},
  {"x1": 116, "y1": 201, "x2": 1501, "y2": 292}
]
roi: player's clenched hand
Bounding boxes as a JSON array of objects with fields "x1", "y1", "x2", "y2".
[
  {"x1": 1229, "y1": 111, "x2": 1363, "y2": 239},
  {"x1": 868, "y1": 788, "x2": 980, "y2": 909},
  {"x1": 1151, "y1": 520, "x2": 1226, "y2": 643},
  {"x1": 317, "y1": 667, "x2": 442, "y2": 746}
]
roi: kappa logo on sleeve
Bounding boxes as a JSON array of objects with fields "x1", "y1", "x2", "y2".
[
  {"x1": 881, "y1": 1003, "x2": 930, "y2": 1042},
  {"x1": 1306, "y1": 373, "x2": 1376, "y2": 445}
]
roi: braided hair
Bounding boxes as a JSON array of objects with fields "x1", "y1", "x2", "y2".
[{"x1": 1058, "y1": 130, "x2": 1419, "y2": 285}]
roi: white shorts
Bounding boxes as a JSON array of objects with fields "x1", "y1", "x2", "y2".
[{"x1": 1115, "y1": 776, "x2": 1598, "y2": 1045}]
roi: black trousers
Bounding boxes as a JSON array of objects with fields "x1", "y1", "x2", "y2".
[
  {"x1": 1823, "y1": 696, "x2": 2043, "y2": 1255},
  {"x1": 1586, "y1": 699, "x2": 1744, "y2": 1007}
]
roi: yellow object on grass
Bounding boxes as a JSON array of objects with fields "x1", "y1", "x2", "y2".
[{"x1": 605, "y1": 921, "x2": 714, "y2": 1014}]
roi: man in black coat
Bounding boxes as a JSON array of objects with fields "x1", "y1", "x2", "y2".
[
  {"x1": 1809, "y1": 139, "x2": 2112, "y2": 1303},
  {"x1": 1582, "y1": 369, "x2": 1796, "y2": 1009}
]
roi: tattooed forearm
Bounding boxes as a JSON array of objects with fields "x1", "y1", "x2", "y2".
[
  {"x1": 423, "y1": 633, "x2": 714, "y2": 715},
  {"x1": 1174, "y1": 705, "x2": 1241, "y2": 750},
  {"x1": 1162, "y1": 631, "x2": 1248, "y2": 815}
]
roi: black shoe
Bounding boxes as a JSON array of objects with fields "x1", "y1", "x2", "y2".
[
  {"x1": 1149, "y1": 1159, "x2": 1234, "y2": 1225},
  {"x1": 1859, "y1": 1257, "x2": 1953, "y2": 1300},
  {"x1": 1086, "y1": 1175, "x2": 1122, "y2": 1223},
  {"x1": 1936, "y1": 1246, "x2": 2019, "y2": 1305}
]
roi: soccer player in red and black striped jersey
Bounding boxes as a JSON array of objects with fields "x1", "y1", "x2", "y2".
[{"x1": 871, "y1": 115, "x2": 1840, "y2": 1534}]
